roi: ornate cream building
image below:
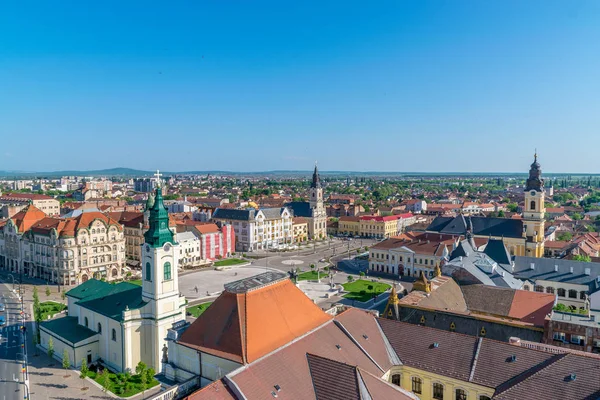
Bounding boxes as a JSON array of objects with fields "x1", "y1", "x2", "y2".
[
  {"x1": 0, "y1": 206, "x2": 126, "y2": 284},
  {"x1": 287, "y1": 164, "x2": 328, "y2": 240},
  {"x1": 39, "y1": 183, "x2": 187, "y2": 373}
]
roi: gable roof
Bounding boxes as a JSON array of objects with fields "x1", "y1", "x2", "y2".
[
  {"x1": 177, "y1": 274, "x2": 332, "y2": 364},
  {"x1": 287, "y1": 201, "x2": 313, "y2": 218},
  {"x1": 9, "y1": 205, "x2": 47, "y2": 232},
  {"x1": 512, "y1": 256, "x2": 600, "y2": 288},
  {"x1": 40, "y1": 316, "x2": 98, "y2": 345},
  {"x1": 427, "y1": 215, "x2": 524, "y2": 239},
  {"x1": 483, "y1": 239, "x2": 512, "y2": 265},
  {"x1": 212, "y1": 208, "x2": 254, "y2": 221},
  {"x1": 77, "y1": 283, "x2": 146, "y2": 321}
]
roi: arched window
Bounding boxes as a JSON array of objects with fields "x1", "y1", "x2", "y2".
[
  {"x1": 580, "y1": 291, "x2": 587, "y2": 300},
  {"x1": 433, "y1": 382, "x2": 444, "y2": 400},
  {"x1": 479, "y1": 396, "x2": 492, "y2": 400},
  {"x1": 164, "y1": 262, "x2": 172, "y2": 281},
  {"x1": 546, "y1": 287, "x2": 555, "y2": 294},
  {"x1": 557, "y1": 288, "x2": 566, "y2": 297},
  {"x1": 111, "y1": 328, "x2": 117, "y2": 341},
  {"x1": 456, "y1": 388, "x2": 467, "y2": 400},
  {"x1": 97, "y1": 323, "x2": 102, "y2": 334},
  {"x1": 534, "y1": 285, "x2": 544, "y2": 292},
  {"x1": 523, "y1": 285, "x2": 530, "y2": 291},
  {"x1": 84, "y1": 317, "x2": 88, "y2": 327},
  {"x1": 145, "y1": 262, "x2": 152, "y2": 281},
  {"x1": 530, "y1": 200, "x2": 536, "y2": 211},
  {"x1": 391, "y1": 374, "x2": 401, "y2": 386},
  {"x1": 568, "y1": 290, "x2": 577, "y2": 299},
  {"x1": 411, "y1": 377, "x2": 422, "y2": 394}
]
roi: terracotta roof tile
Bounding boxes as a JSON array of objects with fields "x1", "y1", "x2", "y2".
[
  {"x1": 178, "y1": 278, "x2": 332, "y2": 364},
  {"x1": 186, "y1": 379, "x2": 236, "y2": 400}
]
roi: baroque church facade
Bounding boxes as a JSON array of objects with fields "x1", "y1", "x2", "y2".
[
  {"x1": 427, "y1": 154, "x2": 546, "y2": 258},
  {"x1": 287, "y1": 164, "x2": 328, "y2": 240},
  {"x1": 39, "y1": 181, "x2": 187, "y2": 373}
]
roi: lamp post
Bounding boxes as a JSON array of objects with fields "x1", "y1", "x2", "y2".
[{"x1": 8, "y1": 273, "x2": 16, "y2": 290}]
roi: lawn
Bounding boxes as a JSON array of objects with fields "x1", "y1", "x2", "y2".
[
  {"x1": 128, "y1": 279, "x2": 142, "y2": 286},
  {"x1": 39, "y1": 301, "x2": 67, "y2": 320},
  {"x1": 213, "y1": 258, "x2": 247, "y2": 267},
  {"x1": 186, "y1": 302, "x2": 213, "y2": 318},
  {"x1": 342, "y1": 280, "x2": 391, "y2": 303},
  {"x1": 87, "y1": 370, "x2": 159, "y2": 397},
  {"x1": 297, "y1": 271, "x2": 327, "y2": 281}
]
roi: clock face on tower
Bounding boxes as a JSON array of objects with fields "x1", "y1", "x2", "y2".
[
  {"x1": 530, "y1": 191, "x2": 536, "y2": 196},
  {"x1": 163, "y1": 243, "x2": 172, "y2": 252}
]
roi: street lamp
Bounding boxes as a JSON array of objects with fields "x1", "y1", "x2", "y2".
[{"x1": 8, "y1": 273, "x2": 16, "y2": 290}]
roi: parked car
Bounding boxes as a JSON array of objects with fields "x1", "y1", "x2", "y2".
[{"x1": 0, "y1": 304, "x2": 5, "y2": 312}]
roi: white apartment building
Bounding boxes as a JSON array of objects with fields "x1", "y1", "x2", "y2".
[
  {"x1": 175, "y1": 231, "x2": 201, "y2": 269},
  {"x1": 212, "y1": 207, "x2": 292, "y2": 252},
  {"x1": 0, "y1": 206, "x2": 126, "y2": 285}
]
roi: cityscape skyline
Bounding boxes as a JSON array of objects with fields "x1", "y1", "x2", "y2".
[{"x1": 3, "y1": 1, "x2": 600, "y2": 172}]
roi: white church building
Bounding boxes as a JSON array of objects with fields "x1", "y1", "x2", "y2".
[{"x1": 39, "y1": 181, "x2": 187, "y2": 372}]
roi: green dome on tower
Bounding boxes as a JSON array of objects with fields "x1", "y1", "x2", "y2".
[{"x1": 144, "y1": 184, "x2": 175, "y2": 248}]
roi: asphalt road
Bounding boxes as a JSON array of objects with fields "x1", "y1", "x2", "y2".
[{"x1": 0, "y1": 281, "x2": 27, "y2": 400}]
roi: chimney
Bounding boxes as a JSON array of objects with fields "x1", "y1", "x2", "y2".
[
  {"x1": 570, "y1": 266, "x2": 574, "y2": 274},
  {"x1": 585, "y1": 268, "x2": 591, "y2": 276},
  {"x1": 554, "y1": 264, "x2": 559, "y2": 272},
  {"x1": 530, "y1": 262, "x2": 535, "y2": 270}
]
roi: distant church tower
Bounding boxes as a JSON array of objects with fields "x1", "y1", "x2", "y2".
[
  {"x1": 309, "y1": 163, "x2": 327, "y2": 239},
  {"x1": 140, "y1": 172, "x2": 186, "y2": 371},
  {"x1": 523, "y1": 153, "x2": 545, "y2": 258}
]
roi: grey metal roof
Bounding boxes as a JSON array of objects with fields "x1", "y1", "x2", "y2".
[
  {"x1": 213, "y1": 208, "x2": 254, "y2": 221},
  {"x1": 550, "y1": 310, "x2": 600, "y2": 328},
  {"x1": 427, "y1": 215, "x2": 524, "y2": 239},
  {"x1": 287, "y1": 201, "x2": 313, "y2": 218},
  {"x1": 176, "y1": 231, "x2": 198, "y2": 242},
  {"x1": 446, "y1": 240, "x2": 521, "y2": 289},
  {"x1": 512, "y1": 256, "x2": 600, "y2": 289},
  {"x1": 224, "y1": 271, "x2": 288, "y2": 294},
  {"x1": 258, "y1": 207, "x2": 289, "y2": 220},
  {"x1": 484, "y1": 239, "x2": 512, "y2": 265}
]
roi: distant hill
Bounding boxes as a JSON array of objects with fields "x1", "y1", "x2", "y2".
[{"x1": 0, "y1": 167, "x2": 153, "y2": 178}]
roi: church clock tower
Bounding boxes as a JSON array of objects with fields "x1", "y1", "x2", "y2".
[
  {"x1": 140, "y1": 171, "x2": 186, "y2": 371},
  {"x1": 523, "y1": 154, "x2": 545, "y2": 258},
  {"x1": 309, "y1": 163, "x2": 326, "y2": 239}
]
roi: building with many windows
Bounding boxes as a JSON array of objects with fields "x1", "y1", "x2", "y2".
[
  {"x1": 286, "y1": 164, "x2": 328, "y2": 240},
  {"x1": 38, "y1": 183, "x2": 187, "y2": 373},
  {"x1": 162, "y1": 272, "x2": 599, "y2": 400},
  {"x1": 212, "y1": 207, "x2": 292, "y2": 252},
  {"x1": 107, "y1": 211, "x2": 145, "y2": 267},
  {"x1": 0, "y1": 192, "x2": 60, "y2": 217},
  {"x1": 0, "y1": 205, "x2": 126, "y2": 285}
]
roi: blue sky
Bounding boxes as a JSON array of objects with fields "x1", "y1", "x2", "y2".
[{"x1": 1, "y1": 1, "x2": 599, "y2": 173}]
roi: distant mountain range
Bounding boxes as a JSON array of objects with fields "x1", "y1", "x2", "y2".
[{"x1": 0, "y1": 167, "x2": 597, "y2": 179}]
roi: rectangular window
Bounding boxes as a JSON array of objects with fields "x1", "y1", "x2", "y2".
[
  {"x1": 411, "y1": 377, "x2": 422, "y2": 394},
  {"x1": 433, "y1": 383, "x2": 444, "y2": 400},
  {"x1": 455, "y1": 389, "x2": 467, "y2": 400},
  {"x1": 571, "y1": 335, "x2": 585, "y2": 346},
  {"x1": 553, "y1": 332, "x2": 565, "y2": 342}
]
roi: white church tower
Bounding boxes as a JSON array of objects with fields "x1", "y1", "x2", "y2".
[
  {"x1": 138, "y1": 171, "x2": 186, "y2": 371},
  {"x1": 309, "y1": 163, "x2": 327, "y2": 239}
]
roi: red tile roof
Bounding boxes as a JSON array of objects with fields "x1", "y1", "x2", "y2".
[
  {"x1": 177, "y1": 278, "x2": 332, "y2": 364},
  {"x1": 9, "y1": 205, "x2": 47, "y2": 232}
]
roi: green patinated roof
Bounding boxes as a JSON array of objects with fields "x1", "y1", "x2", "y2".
[
  {"x1": 67, "y1": 279, "x2": 147, "y2": 322},
  {"x1": 40, "y1": 316, "x2": 98, "y2": 344},
  {"x1": 144, "y1": 186, "x2": 175, "y2": 248},
  {"x1": 66, "y1": 279, "x2": 112, "y2": 300},
  {"x1": 77, "y1": 283, "x2": 147, "y2": 322}
]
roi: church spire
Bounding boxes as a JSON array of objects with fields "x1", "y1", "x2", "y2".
[
  {"x1": 144, "y1": 178, "x2": 175, "y2": 248},
  {"x1": 311, "y1": 162, "x2": 321, "y2": 189},
  {"x1": 525, "y1": 152, "x2": 544, "y2": 192},
  {"x1": 311, "y1": 162, "x2": 321, "y2": 188}
]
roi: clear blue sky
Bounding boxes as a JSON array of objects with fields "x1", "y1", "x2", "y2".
[{"x1": 2, "y1": 1, "x2": 599, "y2": 173}]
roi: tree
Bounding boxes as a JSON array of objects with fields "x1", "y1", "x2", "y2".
[
  {"x1": 62, "y1": 349, "x2": 71, "y2": 376},
  {"x1": 61, "y1": 290, "x2": 66, "y2": 301},
  {"x1": 100, "y1": 370, "x2": 111, "y2": 393},
  {"x1": 359, "y1": 272, "x2": 365, "y2": 279},
  {"x1": 497, "y1": 210, "x2": 505, "y2": 218},
  {"x1": 310, "y1": 264, "x2": 315, "y2": 271},
  {"x1": 573, "y1": 254, "x2": 591, "y2": 262},
  {"x1": 557, "y1": 232, "x2": 573, "y2": 241},
  {"x1": 80, "y1": 358, "x2": 89, "y2": 389},
  {"x1": 48, "y1": 337, "x2": 55, "y2": 359},
  {"x1": 553, "y1": 303, "x2": 569, "y2": 312},
  {"x1": 45, "y1": 286, "x2": 51, "y2": 297},
  {"x1": 347, "y1": 275, "x2": 354, "y2": 283},
  {"x1": 140, "y1": 369, "x2": 149, "y2": 396},
  {"x1": 572, "y1": 213, "x2": 583, "y2": 220},
  {"x1": 135, "y1": 361, "x2": 147, "y2": 377},
  {"x1": 507, "y1": 203, "x2": 518, "y2": 212}
]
